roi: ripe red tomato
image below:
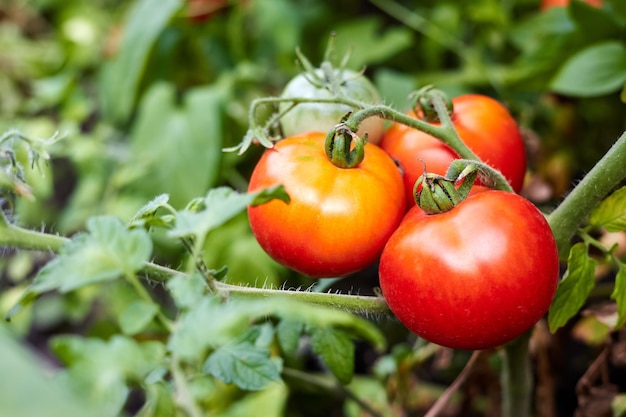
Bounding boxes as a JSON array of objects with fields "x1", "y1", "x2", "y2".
[
  {"x1": 379, "y1": 191, "x2": 559, "y2": 350},
  {"x1": 380, "y1": 94, "x2": 527, "y2": 208},
  {"x1": 540, "y1": 0, "x2": 602, "y2": 10},
  {"x1": 248, "y1": 132, "x2": 405, "y2": 278}
]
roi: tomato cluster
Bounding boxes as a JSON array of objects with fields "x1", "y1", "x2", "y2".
[
  {"x1": 246, "y1": 68, "x2": 559, "y2": 350},
  {"x1": 381, "y1": 94, "x2": 527, "y2": 208}
]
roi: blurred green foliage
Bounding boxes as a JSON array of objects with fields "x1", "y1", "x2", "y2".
[{"x1": 1, "y1": 0, "x2": 625, "y2": 416}]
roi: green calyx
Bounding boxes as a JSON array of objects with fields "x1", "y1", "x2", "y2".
[
  {"x1": 414, "y1": 165, "x2": 478, "y2": 214},
  {"x1": 324, "y1": 124, "x2": 366, "y2": 169}
]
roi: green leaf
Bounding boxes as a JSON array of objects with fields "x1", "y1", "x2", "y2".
[
  {"x1": 548, "y1": 243, "x2": 598, "y2": 332},
  {"x1": 203, "y1": 342, "x2": 282, "y2": 391},
  {"x1": 213, "y1": 383, "x2": 288, "y2": 417},
  {"x1": 119, "y1": 300, "x2": 159, "y2": 335},
  {"x1": 168, "y1": 295, "x2": 386, "y2": 363},
  {"x1": 311, "y1": 327, "x2": 355, "y2": 385},
  {"x1": 344, "y1": 376, "x2": 391, "y2": 417},
  {"x1": 333, "y1": 17, "x2": 413, "y2": 69},
  {"x1": 550, "y1": 41, "x2": 626, "y2": 97},
  {"x1": 50, "y1": 335, "x2": 166, "y2": 416},
  {"x1": 168, "y1": 186, "x2": 289, "y2": 242},
  {"x1": 167, "y1": 296, "x2": 253, "y2": 362},
  {"x1": 569, "y1": 0, "x2": 624, "y2": 41},
  {"x1": 612, "y1": 264, "x2": 626, "y2": 328},
  {"x1": 114, "y1": 83, "x2": 227, "y2": 208},
  {"x1": 165, "y1": 272, "x2": 208, "y2": 309},
  {"x1": 276, "y1": 319, "x2": 304, "y2": 355},
  {"x1": 130, "y1": 194, "x2": 175, "y2": 229},
  {"x1": 607, "y1": 0, "x2": 626, "y2": 22},
  {"x1": 589, "y1": 186, "x2": 626, "y2": 232},
  {"x1": 29, "y1": 216, "x2": 152, "y2": 293},
  {"x1": 613, "y1": 393, "x2": 626, "y2": 417},
  {"x1": 374, "y1": 69, "x2": 418, "y2": 111},
  {"x1": 0, "y1": 324, "x2": 109, "y2": 417},
  {"x1": 136, "y1": 382, "x2": 178, "y2": 417},
  {"x1": 99, "y1": 0, "x2": 181, "y2": 123}
]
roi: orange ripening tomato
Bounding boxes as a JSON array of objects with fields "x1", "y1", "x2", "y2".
[{"x1": 248, "y1": 132, "x2": 406, "y2": 278}]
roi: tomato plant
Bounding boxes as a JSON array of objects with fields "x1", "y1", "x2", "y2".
[
  {"x1": 381, "y1": 94, "x2": 527, "y2": 208},
  {"x1": 279, "y1": 68, "x2": 385, "y2": 144},
  {"x1": 379, "y1": 190, "x2": 559, "y2": 350},
  {"x1": 247, "y1": 131, "x2": 405, "y2": 278}
]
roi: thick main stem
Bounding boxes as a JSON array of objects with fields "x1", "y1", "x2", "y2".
[
  {"x1": 501, "y1": 331, "x2": 532, "y2": 417},
  {"x1": 548, "y1": 131, "x2": 626, "y2": 257}
]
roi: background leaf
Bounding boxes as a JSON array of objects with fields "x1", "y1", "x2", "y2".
[
  {"x1": 550, "y1": 41, "x2": 626, "y2": 97},
  {"x1": 548, "y1": 243, "x2": 598, "y2": 332},
  {"x1": 311, "y1": 327, "x2": 355, "y2": 385},
  {"x1": 119, "y1": 300, "x2": 159, "y2": 335},
  {"x1": 99, "y1": 0, "x2": 182, "y2": 123},
  {"x1": 31, "y1": 216, "x2": 152, "y2": 293},
  {"x1": 203, "y1": 342, "x2": 282, "y2": 390},
  {"x1": 114, "y1": 83, "x2": 227, "y2": 208},
  {"x1": 168, "y1": 186, "x2": 288, "y2": 242},
  {"x1": 589, "y1": 185, "x2": 626, "y2": 232},
  {"x1": 612, "y1": 264, "x2": 626, "y2": 328},
  {"x1": 0, "y1": 324, "x2": 108, "y2": 417}
]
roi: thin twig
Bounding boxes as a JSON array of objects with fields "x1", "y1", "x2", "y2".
[
  {"x1": 282, "y1": 368, "x2": 385, "y2": 417},
  {"x1": 423, "y1": 350, "x2": 483, "y2": 417}
]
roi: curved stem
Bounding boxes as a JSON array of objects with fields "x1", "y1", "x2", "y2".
[
  {"x1": 0, "y1": 211, "x2": 68, "y2": 252},
  {"x1": 345, "y1": 103, "x2": 479, "y2": 162},
  {"x1": 548, "y1": 131, "x2": 626, "y2": 257}
]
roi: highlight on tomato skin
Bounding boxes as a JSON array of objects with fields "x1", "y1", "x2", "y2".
[
  {"x1": 247, "y1": 131, "x2": 406, "y2": 278},
  {"x1": 378, "y1": 190, "x2": 560, "y2": 350}
]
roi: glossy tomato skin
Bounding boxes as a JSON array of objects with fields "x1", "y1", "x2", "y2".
[
  {"x1": 380, "y1": 95, "x2": 527, "y2": 208},
  {"x1": 379, "y1": 191, "x2": 559, "y2": 350},
  {"x1": 248, "y1": 132, "x2": 405, "y2": 278},
  {"x1": 279, "y1": 69, "x2": 385, "y2": 144}
]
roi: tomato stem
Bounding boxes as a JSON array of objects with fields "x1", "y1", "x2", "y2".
[
  {"x1": 0, "y1": 215, "x2": 393, "y2": 316},
  {"x1": 344, "y1": 98, "x2": 479, "y2": 163},
  {"x1": 548, "y1": 131, "x2": 626, "y2": 257},
  {"x1": 501, "y1": 331, "x2": 532, "y2": 417}
]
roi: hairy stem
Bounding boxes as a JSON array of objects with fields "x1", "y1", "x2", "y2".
[
  {"x1": 0, "y1": 216, "x2": 392, "y2": 315},
  {"x1": 0, "y1": 212, "x2": 68, "y2": 252},
  {"x1": 548, "y1": 131, "x2": 626, "y2": 257},
  {"x1": 345, "y1": 101, "x2": 480, "y2": 163}
]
